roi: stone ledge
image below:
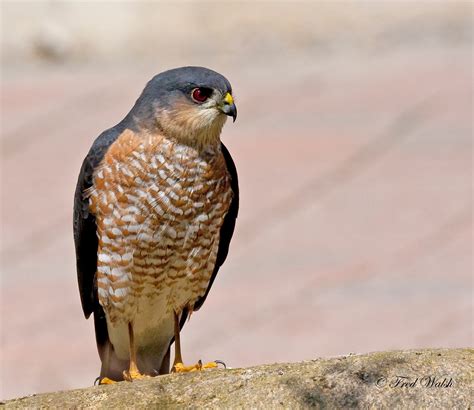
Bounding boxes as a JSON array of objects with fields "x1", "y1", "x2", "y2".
[{"x1": 3, "y1": 348, "x2": 472, "y2": 408}]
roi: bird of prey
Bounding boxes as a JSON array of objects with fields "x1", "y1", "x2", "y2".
[{"x1": 73, "y1": 67, "x2": 239, "y2": 383}]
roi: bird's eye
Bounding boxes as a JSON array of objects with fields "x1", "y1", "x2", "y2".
[{"x1": 191, "y1": 87, "x2": 212, "y2": 103}]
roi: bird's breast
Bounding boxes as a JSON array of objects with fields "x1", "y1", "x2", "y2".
[{"x1": 88, "y1": 130, "x2": 233, "y2": 324}]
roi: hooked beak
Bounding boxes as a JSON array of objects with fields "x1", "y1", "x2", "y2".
[{"x1": 220, "y1": 92, "x2": 237, "y2": 122}]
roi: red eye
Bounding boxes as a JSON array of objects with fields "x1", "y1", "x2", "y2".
[{"x1": 192, "y1": 88, "x2": 210, "y2": 103}]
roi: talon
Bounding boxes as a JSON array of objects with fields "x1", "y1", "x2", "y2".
[{"x1": 214, "y1": 360, "x2": 226, "y2": 369}]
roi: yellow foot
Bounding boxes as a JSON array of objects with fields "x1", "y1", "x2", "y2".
[
  {"x1": 97, "y1": 377, "x2": 117, "y2": 385},
  {"x1": 173, "y1": 359, "x2": 224, "y2": 373},
  {"x1": 123, "y1": 369, "x2": 151, "y2": 382}
]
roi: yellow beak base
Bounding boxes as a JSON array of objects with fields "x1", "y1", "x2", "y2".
[{"x1": 224, "y1": 92, "x2": 234, "y2": 105}]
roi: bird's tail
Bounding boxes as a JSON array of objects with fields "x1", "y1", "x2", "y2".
[{"x1": 94, "y1": 305, "x2": 128, "y2": 380}]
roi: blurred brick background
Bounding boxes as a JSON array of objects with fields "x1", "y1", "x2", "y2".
[{"x1": 1, "y1": 1, "x2": 472, "y2": 400}]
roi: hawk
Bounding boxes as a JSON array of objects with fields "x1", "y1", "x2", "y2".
[{"x1": 73, "y1": 67, "x2": 239, "y2": 383}]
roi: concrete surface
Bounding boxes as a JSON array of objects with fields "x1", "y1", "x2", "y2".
[
  {"x1": 0, "y1": 1, "x2": 472, "y2": 401},
  {"x1": 4, "y1": 349, "x2": 472, "y2": 408}
]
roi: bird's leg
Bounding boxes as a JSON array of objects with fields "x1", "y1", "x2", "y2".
[
  {"x1": 123, "y1": 322, "x2": 150, "y2": 381},
  {"x1": 172, "y1": 310, "x2": 184, "y2": 367},
  {"x1": 172, "y1": 311, "x2": 221, "y2": 373}
]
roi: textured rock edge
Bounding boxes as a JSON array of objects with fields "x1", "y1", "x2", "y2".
[{"x1": 3, "y1": 348, "x2": 472, "y2": 408}]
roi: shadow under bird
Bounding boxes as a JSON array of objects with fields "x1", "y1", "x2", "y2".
[{"x1": 73, "y1": 66, "x2": 239, "y2": 383}]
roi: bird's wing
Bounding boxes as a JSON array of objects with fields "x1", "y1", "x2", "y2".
[
  {"x1": 73, "y1": 125, "x2": 124, "y2": 319},
  {"x1": 193, "y1": 142, "x2": 239, "y2": 311}
]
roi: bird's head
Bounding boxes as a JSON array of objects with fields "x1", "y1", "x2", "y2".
[{"x1": 130, "y1": 66, "x2": 237, "y2": 149}]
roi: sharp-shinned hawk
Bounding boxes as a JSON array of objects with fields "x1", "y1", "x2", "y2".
[{"x1": 73, "y1": 66, "x2": 239, "y2": 383}]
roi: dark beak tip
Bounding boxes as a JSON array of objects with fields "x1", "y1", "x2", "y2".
[{"x1": 222, "y1": 103, "x2": 237, "y2": 123}]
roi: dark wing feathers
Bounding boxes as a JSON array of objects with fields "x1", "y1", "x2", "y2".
[
  {"x1": 74, "y1": 125, "x2": 124, "y2": 318},
  {"x1": 193, "y1": 142, "x2": 239, "y2": 311}
]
